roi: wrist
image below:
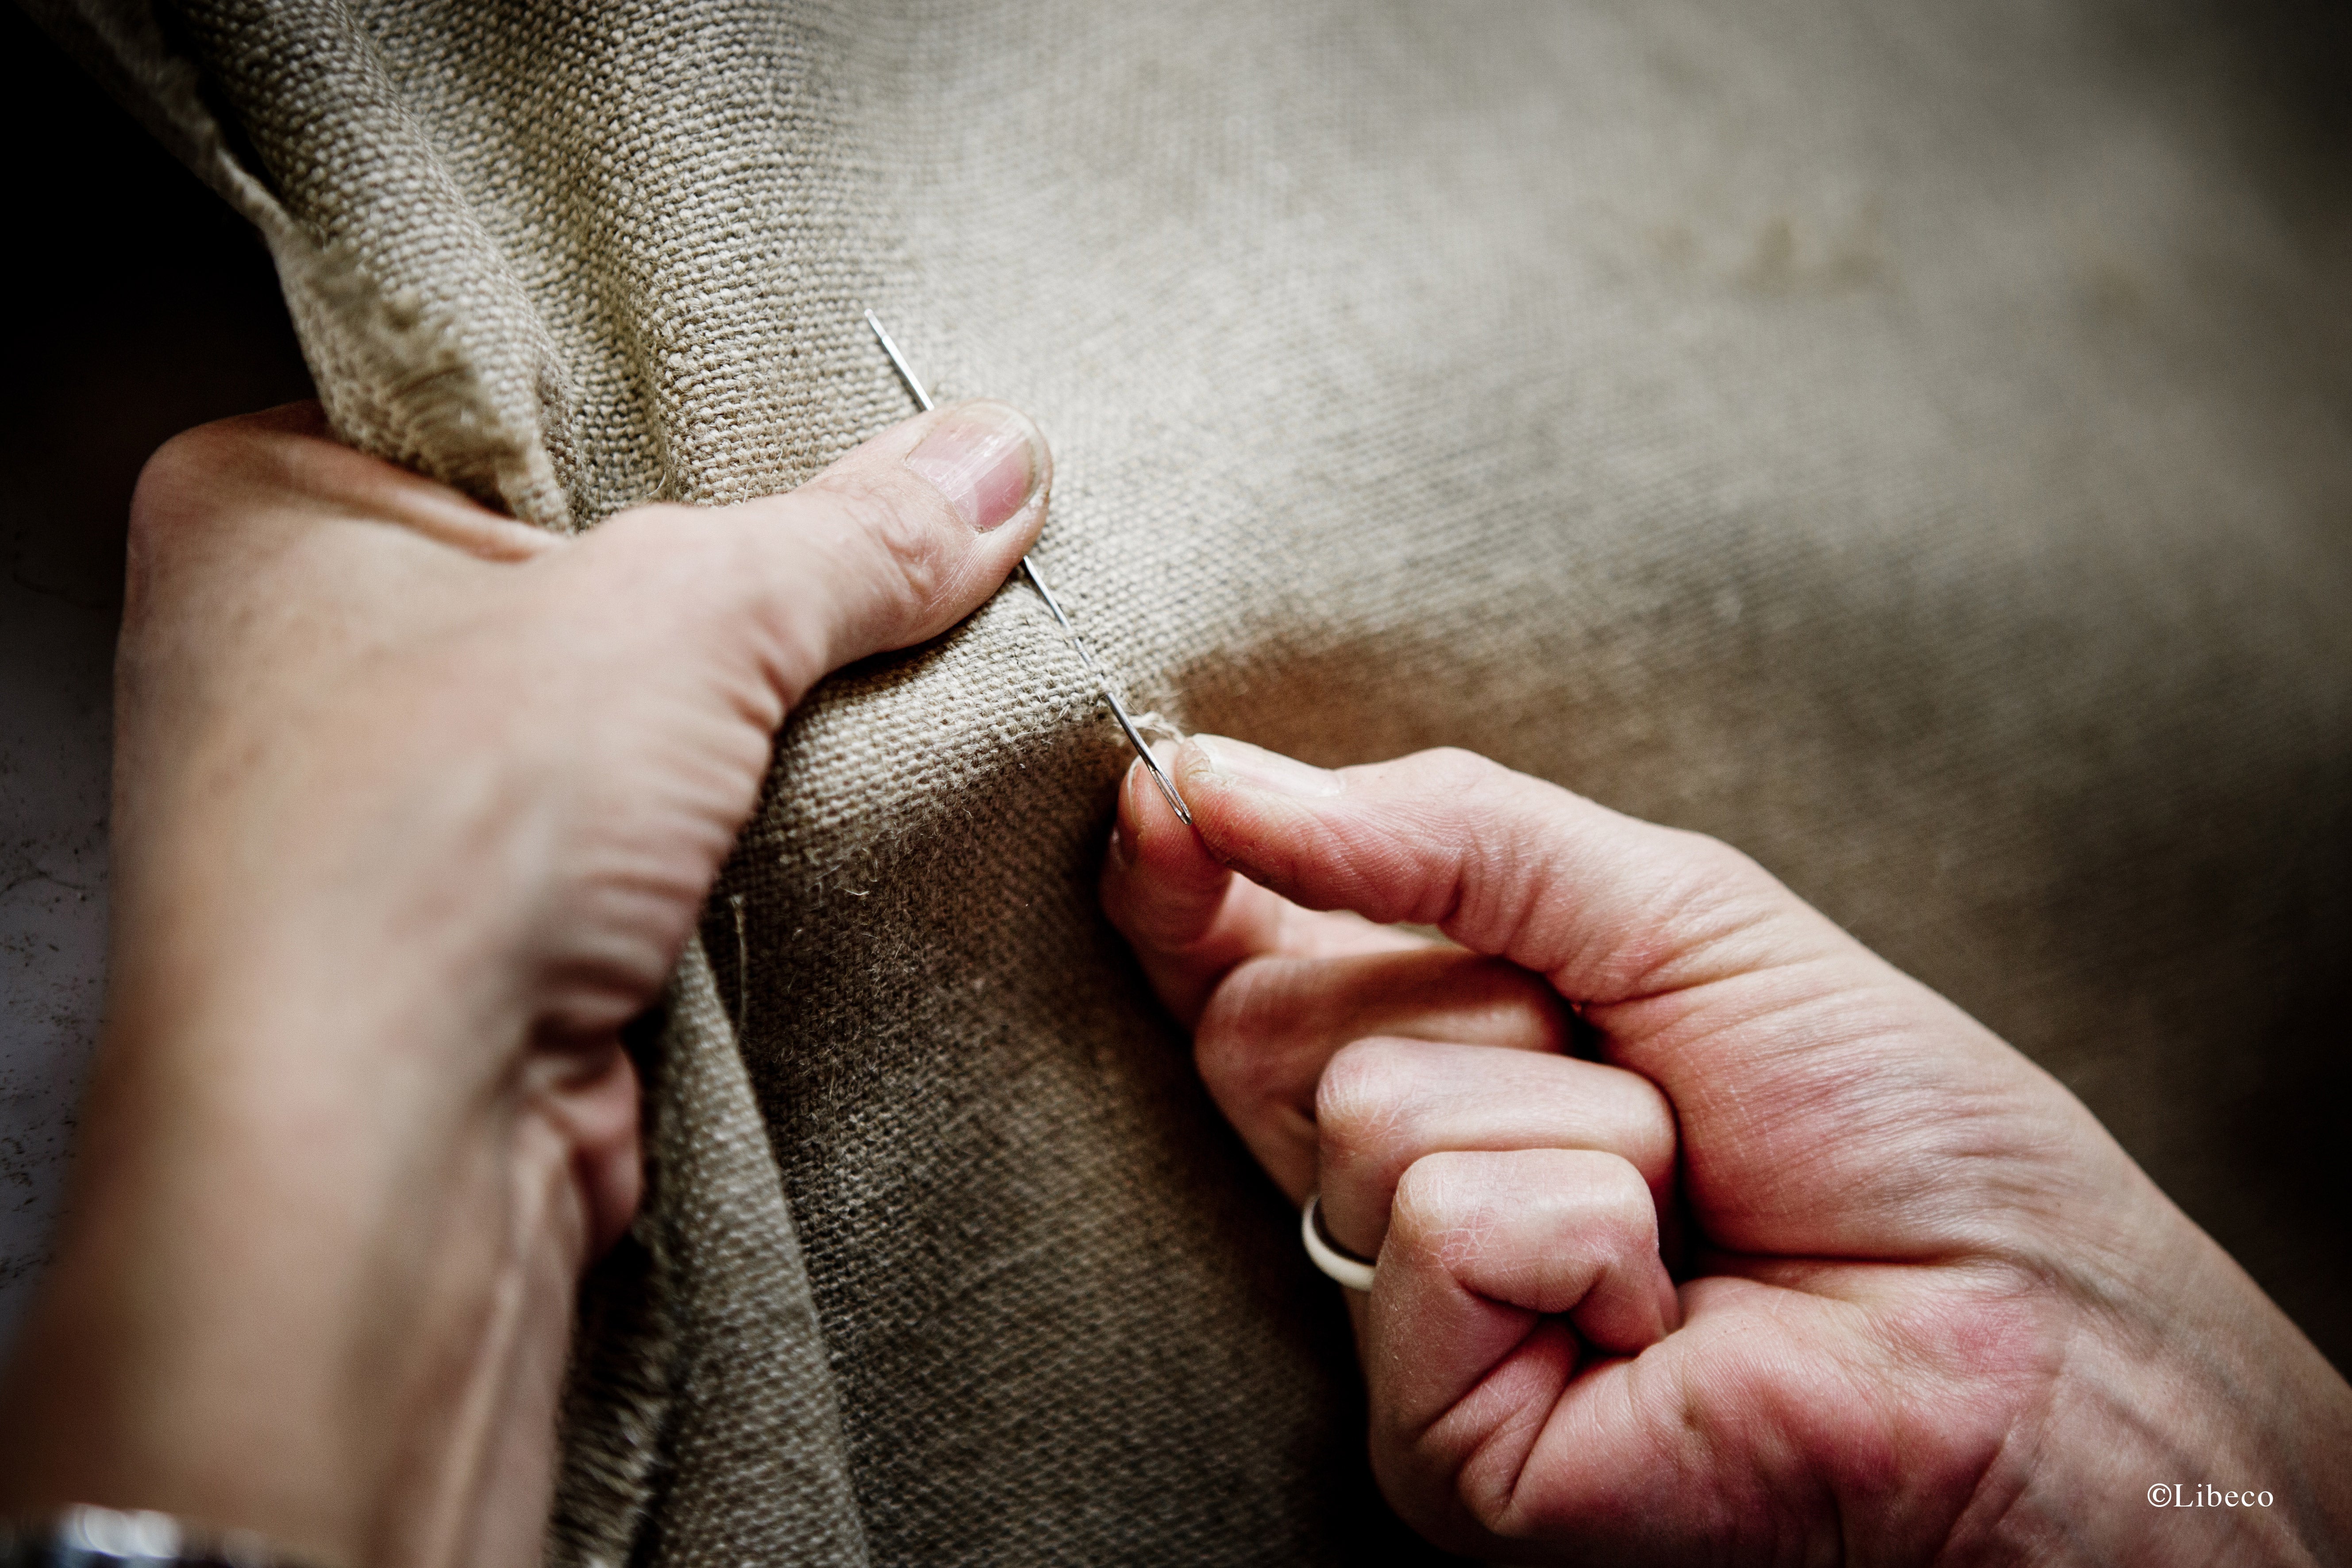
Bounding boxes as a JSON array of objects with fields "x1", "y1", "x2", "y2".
[
  {"x1": 1950, "y1": 1207, "x2": 2352, "y2": 1566},
  {"x1": 108, "y1": 797, "x2": 534, "y2": 1096},
  {"x1": 0, "y1": 982, "x2": 589, "y2": 1567}
]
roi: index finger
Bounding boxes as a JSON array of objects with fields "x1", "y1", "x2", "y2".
[
  {"x1": 1100, "y1": 748, "x2": 1417, "y2": 1025},
  {"x1": 1169, "y1": 736, "x2": 1857, "y2": 1004},
  {"x1": 1167, "y1": 736, "x2": 2051, "y2": 1261}
]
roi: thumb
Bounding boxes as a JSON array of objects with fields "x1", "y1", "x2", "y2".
[{"x1": 578, "y1": 398, "x2": 1051, "y2": 713}]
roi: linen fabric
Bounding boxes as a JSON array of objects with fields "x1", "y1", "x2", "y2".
[{"x1": 30, "y1": 0, "x2": 2352, "y2": 1563}]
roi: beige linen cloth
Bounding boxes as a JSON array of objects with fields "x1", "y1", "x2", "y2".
[{"x1": 30, "y1": 0, "x2": 2352, "y2": 1562}]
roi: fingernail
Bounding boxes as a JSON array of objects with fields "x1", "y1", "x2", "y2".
[
  {"x1": 904, "y1": 400, "x2": 1042, "y2": 532},
  {"x1": 1189, "y1": 735, "x2": 1343, "y2": 798}
]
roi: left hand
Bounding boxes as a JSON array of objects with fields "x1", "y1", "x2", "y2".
[{"x1": 0, "y1": 397, "x2": 1050, "y2": 1568}]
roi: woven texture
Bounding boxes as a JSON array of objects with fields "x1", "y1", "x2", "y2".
[{"x1": 31, "y1": 0, "x2": 2352, "y2": 1563}]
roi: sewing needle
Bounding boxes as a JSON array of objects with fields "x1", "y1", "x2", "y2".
[{"x1": 866, "y1": 310, "x2": 1194, "y2": 827}]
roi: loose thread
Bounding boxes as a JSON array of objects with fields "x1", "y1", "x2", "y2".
[{"x1": 729, "y1": 892, "x2": 748, "y2": 1036}]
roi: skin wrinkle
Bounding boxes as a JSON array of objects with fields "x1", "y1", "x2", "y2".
[
  {"x1": 1259, "y1": 753, "x2": 1808, "y2": 1014},
  {"x1": 1385, "y1": 1151, "x2": 1684, "y2": 1547},
  {"x1": 1099, "y1": 737, "x2": 2352, "y2": 1562},
  {"x1": 1463, "y1": 1341, "x2": 1571, "y2": 1534},
  {"x1": 1339, "y1": 821, "x2": 1439, "y2": 931},
  {"x1": 1419, "y1": 762, "x2": 1526, "y2": 949},
  {"x1": 1807, "y1": 1303, "x2": 1936, "y2": 1519},
  {"x1": 1622, "y1": 863, "x2": 1824, "y2": 1002},
  {"x1": 1443, "y1": 1328, "x2": 1581, "y2": 1542},
  {"x1": 1740, "y1": 1301, "x2": 1874, "y2": 1557},
  {"x1": 1881, "y1": 1280, "x2": 2056, "y2": 1543},
  {"x1": 0, "y1": 400, "x2": 1052, "y2": 1560},
  {"x1": 1831, "y1": 1287, "x2": 2023, "y2": 1549},
  {"x1": 816, "y1": 475, "x2": 955, "y2": 628},
  {"x1": 1941, "y1": 1424, "x2": 2045, "y2": 1568},
  {"x1": 1318, "y1": 1060, "x2": 1420, "y2": 1242},
  {"x1": 402, "y1": 1141, "x2": 535, "y2": 1568},
  {"x1": 1587, "y1": 928, "x2": 1850, "y2": 1050},
  {"x1": 1388, "y1": 1245, "x2": 1555, "y2": 1433},
  {"x1": 1516, "y1": 1318, "x2": 1731, "y2": 1547},
  {"x1": 1331, "y1": 1044, "x2": 1675, "y2": 1217},
  {"x1": 1937, "y1": 1313, "x2": 2111, "y2": 1566}
]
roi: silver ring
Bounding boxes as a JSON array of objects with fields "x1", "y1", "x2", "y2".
[{"x1": 1301, "y1": 1194, "x2": 1377, "y2": 1292}]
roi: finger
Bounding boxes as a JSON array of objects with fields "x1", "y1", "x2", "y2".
[
  {"x1": 574, "y1": 399, "x2": 1051, "y2": 717},
  {"x1": 1174, "y1": 736, "x2": 1853, "y2": 1005},
  {"x1": 1364, "y1": 1250, "x2": 2011, "y2": 1560},
  {"x1": 1100, "y1": 747, "x2": 1281, "y2": 1024},
  {"x1": 1170, "y1": 736, "x2": 2029, "y2": 1257},
  {"x1": 1314, "y1": 1039, "x2": 1675, "y2": 1257},
  {"x1": 1366, "y1": 1148, "x2": 1678, "y2": 1483},
  {"x1": 1101, "y1": 750, "x2": 1418, "y2": 1025},
  {"x1": 1194, "y1": 949, "x2": 1574, "y2": 1200},
  {"x1": 1367, "y1": 1263, "x2": 1896, "y2": 1560}
]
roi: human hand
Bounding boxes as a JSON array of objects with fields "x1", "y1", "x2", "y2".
[
  {"x1": 1102, "y1": 738, "x2": 2352, "y2": 1565},
  {"x1": 0, "y1": 399, "x2": 1048, "y2": 1568}
]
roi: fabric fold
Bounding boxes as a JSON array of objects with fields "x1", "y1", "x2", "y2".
[
  {"x1": 554, "y1": 939, "x2": 869, "y2": 1568},
  {"x1": 30, "y1": 1, "x2": 2352, "y2": 1561}
]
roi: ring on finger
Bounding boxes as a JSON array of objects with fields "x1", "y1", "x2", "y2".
[{"x1": 1301, "y1": 1193, "x2": 1378, "y2": 1292}]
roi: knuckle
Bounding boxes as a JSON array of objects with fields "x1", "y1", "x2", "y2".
[
  {"x1": 1192, "y1": 958, "x2": 1311, "y2": 1066},
  {"x1": 586, "y1": 503, "x2": 708, "y2": 583},
  {"x1": 1194, "y1": 957, "x2": 1286, "y2": 1040},
  {"x1": 1607, "y1": 1071, "x2": 1681, "y2": 1189},
  {"x1": 1455, "y1": 955, "x2": 1575, "y2": 1048},
  {"x1": 1611, "y1": 826, "x2": 1789, "y2": 990},
  {"x1": 1196, "y1": 958, "x2": 1387, "y2": 1129},
  {"x1": 1666, "y1": 825, "x2": 1767, "y2": 889},
  {"x1": 812, "y1": 471, "x2": 957, "y2": 613},
  {"x1": 1386, "y1": 1152, "x2": 1475, "y2": 1256},
  {"x1": 1411, "y1": 746, "x2": 1501, "y2": 798},
  {"x1": 132, "y1": 425, "x2": 212, "y2": 504},
  {"x1": 1632, "y1": 826, "x2": 1759, "y2": 920},
  {"x1": 125, "y1": 418, "x2": 315, "y2": 608},
  {"x1": 1190, "y1": 1017, "x2": 1266, "y2": 1110},
  {"x1": 1313, "y1": 1037, "x2": 1418, "y2": 1163},
  {"x1": 130, "y1": 422, "x2": 248, "y2": 539},
  {"x1": 1586, "y1": 1153, "x2": 1662, "y2": 1249}
]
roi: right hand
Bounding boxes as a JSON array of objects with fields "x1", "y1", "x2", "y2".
[{"x1": 1103, "y1": 737, "x2": 2352, "y2": 1565}]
